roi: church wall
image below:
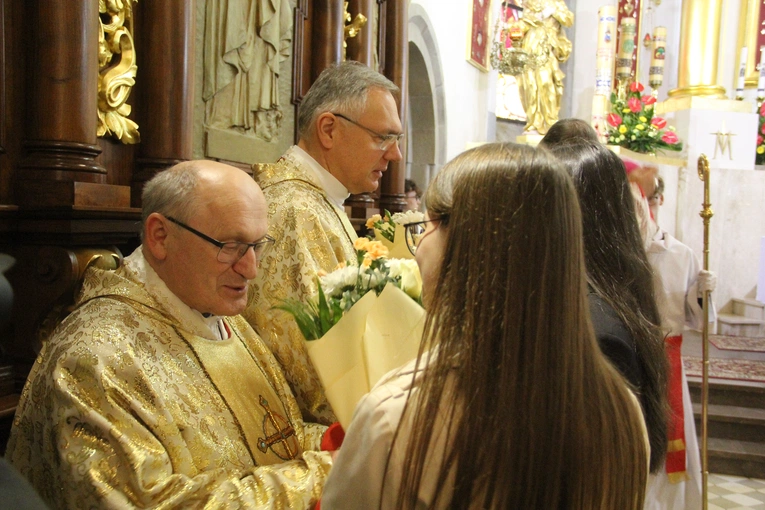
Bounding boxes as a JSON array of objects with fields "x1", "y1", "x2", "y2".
[{"x1": 410, "y1": 0, "x2": 496, "y2": 161}]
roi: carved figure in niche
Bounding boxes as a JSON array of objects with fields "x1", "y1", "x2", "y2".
[
  {"x1": 515, "y1": 0, "x2": 573, "y2": 134},
  {"x1": 203, "y1": 0, "x2": 292, "y2": 142}
]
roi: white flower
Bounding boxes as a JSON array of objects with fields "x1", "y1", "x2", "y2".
[
  {"x1": 320, "y1": 265, "x2": 360, "y2": 298},
  {"x1": 392, "y1": 210, "x2": 425, "y2": 225}
]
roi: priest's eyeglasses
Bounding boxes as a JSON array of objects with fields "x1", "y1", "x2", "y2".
[
  {"x1": 166, "y1": 216, "x2": 275, "y2": 265},
  {"x1": 403, "y1": 216, "x2": 449, "y2": 256},
  {"x1": 332, "y1": 113, "x2": 404, "y2": 151}
]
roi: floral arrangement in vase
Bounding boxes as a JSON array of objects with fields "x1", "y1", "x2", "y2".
[{"x1": 606, "y1": 82, "x2": 682, "y2": 155}]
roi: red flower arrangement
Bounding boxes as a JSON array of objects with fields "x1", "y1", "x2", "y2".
[{"x1": 606, "y1": 82, "x2": 683, "y2": 154}]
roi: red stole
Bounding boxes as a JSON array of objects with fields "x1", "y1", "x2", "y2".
[{"x1": 665, "y1": 334, "x2": 688, "y2": 482}]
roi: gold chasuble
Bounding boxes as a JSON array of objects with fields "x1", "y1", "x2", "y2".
[
  {"x1": 244, "y1": 147, "x2": 357, "y2": 425},
  {"x1": 6, "y1": 251, "x2": 332, "y2": 509}
]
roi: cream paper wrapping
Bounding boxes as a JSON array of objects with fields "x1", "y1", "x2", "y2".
[
  {"x1": 373, "y1": 224, "x2": 415, "y2": 260},
  {"x1": 305, "y1": 283, "x2": 425, "y2": 428}
]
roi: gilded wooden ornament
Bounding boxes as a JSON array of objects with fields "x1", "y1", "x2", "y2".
[{"x1": 97, "y1": 0, "x2": 140, "y2": 144}]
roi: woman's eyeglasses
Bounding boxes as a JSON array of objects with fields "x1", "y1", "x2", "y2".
[{"x1": 403, "y1": 217, "x2": 448, "y2": 255}]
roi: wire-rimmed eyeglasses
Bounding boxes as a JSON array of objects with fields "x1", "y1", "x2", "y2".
[
  {"x1": 332, "y1": 112, "x2": 404, "y2": 151},
  {"x1": 166, "y1": 216, "x2": 275, "y2": 265},
  {"x1": 403, "y1": 217, "x2": 448, "y2": 256}
]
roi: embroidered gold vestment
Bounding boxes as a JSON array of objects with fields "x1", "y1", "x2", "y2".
[
  {"x1": 244, "y1": 149, "x2": 357, "y2": 425},
  {"x1": 6, "y1": 251, "x2": 332, "y2": 509}
]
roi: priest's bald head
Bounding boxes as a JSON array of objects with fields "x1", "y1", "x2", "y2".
[{"x1": 141, "y1": 160, "x2": 272, "y2": 316}]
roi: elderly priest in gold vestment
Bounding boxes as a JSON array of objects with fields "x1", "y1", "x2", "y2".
[
  {"x1": 244, "y1": 61, "x2": 404, "y2": 424},
  {"x1": 6, "y1": 161, "x2": 333, "y2": 509}
]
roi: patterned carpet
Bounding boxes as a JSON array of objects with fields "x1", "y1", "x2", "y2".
[
  {"x1": 684, "y1": 356, "x2": 765, "y2": 383},
  {"x1": 710, "y1": 335, "x2": 765, "y2": 353}
]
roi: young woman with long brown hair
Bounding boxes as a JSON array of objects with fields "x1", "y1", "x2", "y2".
[
  {"x1": 543, "y1": 139, "x2": 669, "y2": 475},
  {"x1": 321, "y1": 142, "x2": 649, "y2": 509}
]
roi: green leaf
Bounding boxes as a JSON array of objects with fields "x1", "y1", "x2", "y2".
[
  {"x1": 273, "y1": 300, "x2": 322, "y2": 341},
  {"x1": 317, "y1": 283, "x2": 333, "y2": 334}
]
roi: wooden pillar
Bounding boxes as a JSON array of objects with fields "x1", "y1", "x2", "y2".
[
  {"x1": 346, "y1": 0, "x2": 376, "y2": 66},
  {"x1": 16, "y1": 0, "x2": 107, "y2": 200},
  {"x1": 312, "y1": 0, "x2": 344, "y2": 82},
  {"x1": 131, "y1": 0, "x2": 195, "y2": 206},
  {"x1": 343, "y1": 0, "x2": 381, "y2": 223},
  {"x1": 379, "y1": 0, "x2": 408, "y2": 212}
]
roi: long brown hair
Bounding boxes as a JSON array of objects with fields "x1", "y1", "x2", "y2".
[
  {"x1": 390, "y1": 143, "x2": 648, "y2": 509},
  {"x1": 546, "y1": 140, "x2": 668, "y2": 472}
]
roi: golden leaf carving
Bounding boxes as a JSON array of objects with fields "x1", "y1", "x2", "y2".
[{"x1": 97, "y1": 0, "x2": 139, "y2": 144}]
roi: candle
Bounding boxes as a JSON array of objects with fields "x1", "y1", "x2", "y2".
[
  {"x1": 616, "y1": 17, "x2": 636, "y2": 81},
  {"x1": 758, "y1": 46, "x2": 765, "y2": 98},
  {"x1": 736, "y1": 46, "x2": 748, "y2": 100},
  {"x1": 595, "y1": 6, "x2": 617, "y2": 96},
  {"x1": 591, "y1": 94, "x2": 609, "y2": 143},
  {"x1": 649, "y1": 27, "x2": 666, "y2": 90}
]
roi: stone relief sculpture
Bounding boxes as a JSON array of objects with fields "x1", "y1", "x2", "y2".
[{"x1": 203, "y1": 0, "x2": 293, "y2": 142}]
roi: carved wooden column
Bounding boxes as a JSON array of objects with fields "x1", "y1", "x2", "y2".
[
  {"x1": 379, "y1": 0, "x2": 408, "y2": 212},
  {"x1": 15, "y1": 0, "x2": 108, "y2": 205},
  {"x1": 346, "y1": 0, "x2": 376, "y2": 66},
  {"x1": 131, "y1": 0, "x2": 195, "y2": 206},
  {"x1": 344, "y1": 0, "x2": 380, "y2": 223},
  {"x1": 312, "y1": 1, "x2": 344, "y2": 83}
]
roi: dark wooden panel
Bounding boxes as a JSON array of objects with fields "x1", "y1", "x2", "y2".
[{"x1": 97, "y1": 137, "x2": 136, "y2": 188}]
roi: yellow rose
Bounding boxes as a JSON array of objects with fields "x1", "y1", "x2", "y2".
[
  {"x1": 758, "y1": 146, "x2": 765, "y2": 154},
  {"x1": 636, "y1": 124, "x2": 645, "y2": 131},
  {"x1": 365, "y1": 214, "x2": 382, "y2": 229},
  {"x1": 364, "y1": 240, "x2": 389, "y2": 260},
  {"x1": 619, "y1": 125, "x2": 627, "y2": 134},
  {"x1": 399, "y1": 260, "x2": 423, "y2": 299},
  {"x1": 353, "y1": 237, "x2": 371, "y2": 251},
  {"x1": 639, "y1": 116, "x2": 647, "y2": 123},
  {"x1": 622, "y1": 108, "x2": 631, "y2": 114}
]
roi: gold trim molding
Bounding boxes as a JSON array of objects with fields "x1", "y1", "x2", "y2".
[{"x1": 97, "y1": 0, "x2": 139, "y2": 144}]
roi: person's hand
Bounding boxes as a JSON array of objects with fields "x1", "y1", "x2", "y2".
[{"x1": 698, "y1": 270, "x2": 717, "y2": 295}]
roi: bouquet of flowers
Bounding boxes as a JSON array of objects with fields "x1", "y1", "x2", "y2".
[
  {"x1": 366, "y1": 209, "x2": 424, "y2": 259},
  {"x1": 277, "y1": 238, "x2": 425, "y2": 427},
  {"x1": 756, "y1": 102, "x2": 765, "y2": 165},
  {"x1": 606, "y1": 82, "x2": 682, "y2": 155}
]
